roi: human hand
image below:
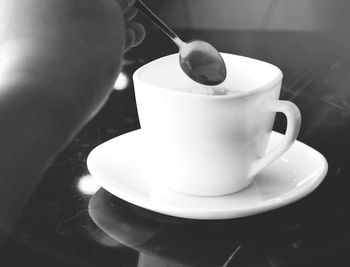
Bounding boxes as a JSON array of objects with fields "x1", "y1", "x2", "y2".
[
  {"x1": 0, "y1": 0, "x2": 145, "y2": 235},
  {"x1": 0, "y1": 0, "x2": 146, "y2": 117}
]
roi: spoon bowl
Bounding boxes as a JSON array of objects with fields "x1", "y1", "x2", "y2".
[
  {"x1": 179, "y1": 40, "x2": 227, "y2": 86},
  {"x1": 135, "y1": 0, "x2": 227, "y2": 86}
]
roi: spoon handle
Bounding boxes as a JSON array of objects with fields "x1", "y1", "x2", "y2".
[{"x1": 134, "y1": 0, "x2": 183, "y2": 46}]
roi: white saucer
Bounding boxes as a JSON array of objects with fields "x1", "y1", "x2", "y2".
[{"x1": 87, "y1": 130, "x2": 328, "y2": 220}]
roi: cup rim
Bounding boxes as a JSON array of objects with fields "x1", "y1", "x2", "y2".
[{"x1": 133, "y1": 53, "x2": 283, "y2": 99}]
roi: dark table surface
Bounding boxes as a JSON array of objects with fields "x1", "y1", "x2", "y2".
[{"x1": 2, "y1": 28, "x2": 350, "y2": 267}]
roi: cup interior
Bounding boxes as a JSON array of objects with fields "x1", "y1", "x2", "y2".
[{"x1": 135, "y1": 53, "x2": 282, "y2": 95}]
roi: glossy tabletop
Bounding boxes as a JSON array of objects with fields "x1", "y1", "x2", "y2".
[{"x1": 1, "y1": 29, "x2": 350, "y2": 267}]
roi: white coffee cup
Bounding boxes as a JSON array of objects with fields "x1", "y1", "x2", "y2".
[{"x1": 133, "y1": 53, "x2": 301, "y2": 196}]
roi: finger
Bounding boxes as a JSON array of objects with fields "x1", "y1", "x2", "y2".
[
  {"x1": 124, "y1": 27, "x2": 136, "y2": 51},
  {"x1": 129, "y1": 22, "x2": 145, "y2": 47},
  {"x1": 125, "y1": 7, "x2": 138, "y2": 20}
]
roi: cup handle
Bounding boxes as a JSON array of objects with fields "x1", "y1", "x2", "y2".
[{"x1": 250, "y1": 100, "x2": 301, "y2": 177}]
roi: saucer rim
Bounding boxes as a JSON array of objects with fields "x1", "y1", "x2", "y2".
[{"x1": 87, "y1": 130, "x2": 328, "y2": 220}]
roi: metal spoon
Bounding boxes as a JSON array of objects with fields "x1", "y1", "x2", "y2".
[{"x1": 134, "y1": 0, "x2": 227, "y2": 86}]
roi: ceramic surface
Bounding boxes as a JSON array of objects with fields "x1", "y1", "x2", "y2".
[
  {"x1": 87, "y1": 130, "x2": 327, "y2": 219},
  {"x1": 133, "y1": 53, "x2": 301, "y2": 196}
]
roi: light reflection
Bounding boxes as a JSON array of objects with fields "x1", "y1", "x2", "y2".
[
  {"x1": 77, "y1": 174, "x2": 101, "y2": 195},
  {"x1": 281, "y1": 157, "x2": 289, "y2": 162},
  {"x1": 295, "y1": 168, "x2": 323, "y2": 188},
  {"x1": 86, "y1": 222, "x2": 123, "y2": 248},
  {"x1": 114, "y1": 72, "x2": 129, "y2": 90}
]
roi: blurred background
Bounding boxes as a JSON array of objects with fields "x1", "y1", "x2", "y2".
[
  {"x1": 141, "y1": 0, "x2": 348, "y2": 32},
  {"x1": 132, "y1": 0, "x2": 350, "y2": 73}
]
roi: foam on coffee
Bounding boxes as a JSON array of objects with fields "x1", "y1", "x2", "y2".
[{"x1": 184, "y1": 86, "x2": 239, "y2": 95}]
